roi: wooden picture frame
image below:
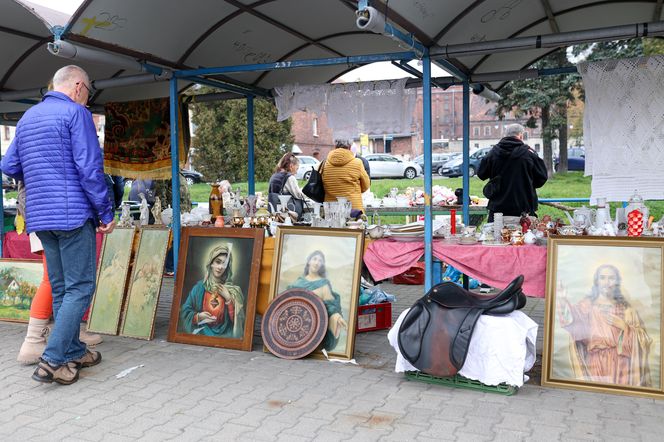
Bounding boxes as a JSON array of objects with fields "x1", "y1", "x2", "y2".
[
  {"x1": 268, "y1": 226, "x2": 364, "y2": 360},
  {"x1": 119, "y1": 227, "x2": 171, "y2": 340},
  {"x1": 0, "y1": 258, "x2": 43, "y2": 323},
  {"x1": 543, "y1": 236, "x2": 664, "y2": 398},
  {"x1": 168, "y1": 227, "x2": 263, "y2": 351},
  {"x1": 87, "y1": 227, "x2": 136, "y2": 335}
]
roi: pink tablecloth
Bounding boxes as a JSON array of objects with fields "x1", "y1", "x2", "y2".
[
  {"x1": 2, "y1": 231, "x2": 105, "y2": 263},
  {"x1": 364, "y1": 239, "x2": 547, "y2": 297}
]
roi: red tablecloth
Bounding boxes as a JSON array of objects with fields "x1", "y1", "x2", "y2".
[
  {"x1": 364, "y1": 239, "x2": 547, "y2": 297},
  {"x1": 2, "y1": 231, "x2": 105, "y2": 263}
]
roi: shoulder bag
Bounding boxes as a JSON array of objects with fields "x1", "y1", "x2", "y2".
[{"x1": 302, "y1": 161, "x2": 326, "y2": 203}]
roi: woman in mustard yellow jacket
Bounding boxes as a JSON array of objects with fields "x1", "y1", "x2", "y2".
[{"x1": 321, "y1": 140, "x2": 371, "y2": 211}]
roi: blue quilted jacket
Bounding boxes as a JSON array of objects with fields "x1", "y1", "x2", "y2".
[{"x1": 1, "y1": 91, "x2": 113, "y2": 233}]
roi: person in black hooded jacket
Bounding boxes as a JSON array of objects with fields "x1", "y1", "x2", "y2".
[{"x1": 478, "y1": 123, "x2": 548, "y2": 222}]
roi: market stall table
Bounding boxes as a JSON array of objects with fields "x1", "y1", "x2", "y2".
[
  {"x1": 363, "y1": 238, "x2": 547, "y2": 297},
  {"x1": 367, "y1": 205, "x2": 488, "y2": 225},
  {"x1": 2, "y1": 230, "x2": 106, "y2": 262}
]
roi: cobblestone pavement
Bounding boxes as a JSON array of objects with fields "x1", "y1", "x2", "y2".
[{"x1": 1, "y1": 279, "x2": 663, "y2": 441}]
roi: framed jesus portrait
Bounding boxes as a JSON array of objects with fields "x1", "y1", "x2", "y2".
[
  {"x1": 167, "y1": 227, "x2": 263, "y2": 351},
  {"x1": 267, "y1": 227, "x2": 364, "y2": 360},
  {"x1": 542, "y1": 236, "x2": 664, "y2": 398}
]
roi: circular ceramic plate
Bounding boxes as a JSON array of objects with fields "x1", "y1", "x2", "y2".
[{"x1": 262, "y1": 289, "x2": 329, "y2": 360}]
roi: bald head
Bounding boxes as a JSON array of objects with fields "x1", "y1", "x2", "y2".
[{"x1": 52, "y1": 65, "x2": 92, "y2": 105}]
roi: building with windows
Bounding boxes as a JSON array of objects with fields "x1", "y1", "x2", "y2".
[{"x1": 290, "y1": 85, "x2": 544, "y2": 160}]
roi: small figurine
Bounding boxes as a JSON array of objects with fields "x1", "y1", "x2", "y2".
[
  {"x1": 519, "y1": 212, "x2": 532, "y2": 233},
  {"x1": 139, "y1": 192, "x2": 149, "y2": 226},
  {"x1": 119, "y1": 203, "x2": 132, "y2": 227},
  {"x1": 152, "y1": 196, "x2": 162, "y2": 225}
]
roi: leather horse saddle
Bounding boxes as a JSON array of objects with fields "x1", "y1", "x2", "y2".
[{"x1": 398, "y1": 275, "x2": 526, "y2": 378}]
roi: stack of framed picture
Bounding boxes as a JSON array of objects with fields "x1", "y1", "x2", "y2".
[
  {"x1": 0, "y1": 259, "x2": 43, "y2": 323},
  {"x1": 543, "y1": 236, "x2": 664, "y2": 399},
  {"x1": 166, "y1": 226, "x2": 365, "y2": 361},
  {"x1": 87, "y1": 226, "x2": 171, "y2": 340}
]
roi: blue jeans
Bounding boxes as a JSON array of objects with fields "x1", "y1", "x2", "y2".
[{"x1": 36, "y1": 220, "x2": 96, "y2": 366}]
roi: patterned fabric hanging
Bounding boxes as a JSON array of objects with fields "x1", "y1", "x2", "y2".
[{"x1": 103, "y1": 97, "x2": 190, "y2": 179}]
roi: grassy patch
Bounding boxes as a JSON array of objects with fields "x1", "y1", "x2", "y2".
[{"x1": 177, "y1": 173, "x2": 664, "y2": 222}]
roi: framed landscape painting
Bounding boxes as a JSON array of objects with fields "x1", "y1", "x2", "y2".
[
  {"x1": 87, "y1": 227, "x2": 136, "y2": 335},
  {"x1": 268, "y1": 227, "x2": 364, "y2": 360},
  {"x1": 120, "y1": 227, "x2": 171, "y2": 340},
  {"x1": 168, "y1": 227, "x2": 263, "y2": 351},
  {"x1": 543, "y1": 236, "x2": 664, "y2": 398},
  {"x1": 0, "y1": 259, "x2": 42, "y2": 323}
]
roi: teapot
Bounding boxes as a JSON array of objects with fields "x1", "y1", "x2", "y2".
[
  {"x1": 573, "y1": 206, "x2": 595, "y2": 229},
  {"x1": 367, "y1": 225, "x2": 385, "y2": 239}
]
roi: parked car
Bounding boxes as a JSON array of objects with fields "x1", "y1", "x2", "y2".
[
  {"x1": 554, "y1": 147, "x2": 585, "y2": 172},
  {"x1": 365, "y1": 154, "x2": 422, "y2": 179},
  {"x1": 414, "y1": 153, "x2": 456, "y2": 175},
  {"x1": 440, "y1": 147, "x2": 492, "y2": 177},
  {"x1": 181, "y1": 169, "x2": 204, "y2": 185},
  {"x1": 295, "y1": 155, "x2": 320, "y2": 180}
]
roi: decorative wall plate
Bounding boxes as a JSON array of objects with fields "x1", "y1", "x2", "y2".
[{"x1": 262, "y1": 289, "x2": 328, "y2": 359}]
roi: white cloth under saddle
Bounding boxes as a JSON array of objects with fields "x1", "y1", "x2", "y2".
[{"x1": 387, "y1": 308, "x2": 538, "y2": 387}]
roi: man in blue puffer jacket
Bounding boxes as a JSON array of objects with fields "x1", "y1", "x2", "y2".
[{"x1": 1, "y1": 65, "x2": 116, "y2": 385}]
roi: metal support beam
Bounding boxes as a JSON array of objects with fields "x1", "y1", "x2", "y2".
[
  {"x1": 247, "y1": 95, "x2": 256, "y2": 195},
  {"x1": 180, "y1": 76, "x2": 264, "y2": 98},
  {"x1": 462, "y1": 81, "x2": 470, "y2": 227},
  {"x1": 355, "y1": 4, "x2": 468, "y2": 80},
  {"x1": 1, "y1": 73, "x2": 172, "y2": 102},
  {"x1": 539, "y1": 0, "x2": 561, "y2": 33},
  {"x1": 169, "y1": 77, "x2": 181, "y2": 278},
  {"x1": 654, "y1": 0, "x2": 663, "y2": 22},
  {"x1": 175, "y1": 52, "x2": 416, "y2": 77},
  {"x1": 431, "y1": 21, "x2": 664, "y2": 59},
  {"x1": 422, "y1": 49, "x2": 433, "y2": 293},
  {"x1": 47, "y1": 40, "x2": 164, "y2": 75}
]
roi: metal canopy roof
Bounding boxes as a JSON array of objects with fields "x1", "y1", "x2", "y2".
[{"x1": 1, "y1": 0, "x2": 663, "y2": 114}]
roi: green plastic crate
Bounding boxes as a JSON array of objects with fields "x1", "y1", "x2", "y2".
[{"x1": 404, "y1": 371, "x2": 518, "y2": 395}]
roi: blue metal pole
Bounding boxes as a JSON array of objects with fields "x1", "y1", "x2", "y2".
[
  {"x1": 422, "y1": 49, "x2": 433, "y2": 292},
  {"x1": 462, "y1": 81, "x2": 470, "y2": 226},
  {"x1": 247, "y1": 95, "x2": 255, "y2": 195},
  {"x1": 175, "y1": 52, "x2": 416, "y2": 77},
  {"x1": 180, "y1": 75, "x2": 269, "y2": 98},
  {"x1": 169, "y1": 77, "x2": 181, "y2": 277}
]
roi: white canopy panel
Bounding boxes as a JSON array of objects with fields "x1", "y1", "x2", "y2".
[{"x1": 1, "y1": 0, "x2": 663, "y2": 114}]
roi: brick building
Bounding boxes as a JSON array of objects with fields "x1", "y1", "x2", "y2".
[{"x1": 290, "y1": 85, "x2": 543, "y2": 160}]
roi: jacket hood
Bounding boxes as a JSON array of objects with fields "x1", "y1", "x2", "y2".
[
  {"x1": 495, "y1": 136, "x2": 529, "y2": 159},
  {"x1": 327, "y1": 148, "x2": 356, "y2": 166}
]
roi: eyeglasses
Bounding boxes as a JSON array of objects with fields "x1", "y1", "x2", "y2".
[{"x1": 76, "y1": 81, "x2": 94, "y2": 103}]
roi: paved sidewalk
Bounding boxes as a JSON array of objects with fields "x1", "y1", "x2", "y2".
[{"x1": 1, "y1": 280, "x2": 662, "y2": 441}]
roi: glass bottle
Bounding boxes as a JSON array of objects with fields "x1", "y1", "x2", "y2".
[{"x1": 209, "y1": 183, "x2": 223, "y2": 221}]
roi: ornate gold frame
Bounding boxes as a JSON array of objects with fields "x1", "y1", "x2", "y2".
[
  {"x1": 543, "y1": 235, "x2": 664, "y2": 399},
  {"x1": 268, "y1": 226, "x2": 364, "y2": 361}
]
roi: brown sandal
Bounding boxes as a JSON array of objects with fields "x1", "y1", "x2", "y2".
[
  {"x1": 73, "y1": 350, "x2": 102, "y2": 368},
  {"x1": 32, "y1": 360, "x2": 79, "y2": 385}
]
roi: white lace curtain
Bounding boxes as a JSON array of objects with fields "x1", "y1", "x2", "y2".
[
  {"x1": 579, "y1": 55, "x2": 664, "y2": 203},
  {"x1": 273, "y1": 78, "x2": 415, "y2": 140}
]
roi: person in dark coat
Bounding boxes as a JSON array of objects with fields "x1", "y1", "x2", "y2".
[{"x1": 477, "y1": 123, "x2": 548, "y2": 222}]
